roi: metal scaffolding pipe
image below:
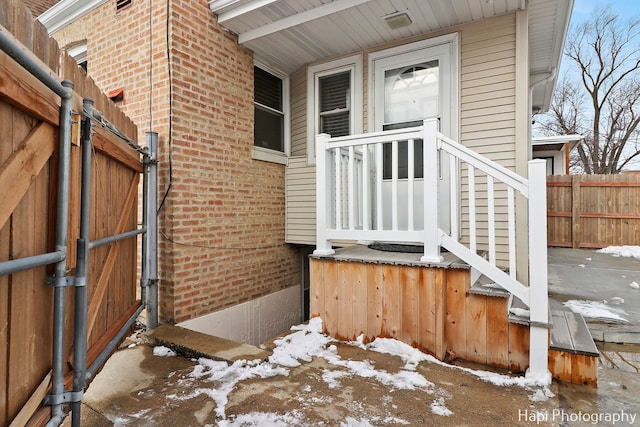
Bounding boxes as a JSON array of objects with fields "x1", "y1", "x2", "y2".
[
  {"x1": 89, "y1": 228, "x2": 146, "y2": 250},
  {"x1": 140, "y1": 142, "x2": 150, "y2": 308},
  {"x1": 0, "y1": 28, "x2": 68, "y2": 98},
  {"x1": 0, "y1": 251, "x2": 64, "y2": 276},
  {"x1": 70, "y1": 99, "x2": 94, "y2": 427},
  {"x1": 144, "y1": 132, "x2": 159, "y2": 329},
  {"x1": 86, "y1": 305, "x2": 145, "y2": 381},
  {"x1": 50, "y1": 79, "x2": 74, "y2": 424}
]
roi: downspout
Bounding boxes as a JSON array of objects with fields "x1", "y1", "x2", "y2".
[{"x1": 529, "y1": 67, "x2": 557, "y2": 158}]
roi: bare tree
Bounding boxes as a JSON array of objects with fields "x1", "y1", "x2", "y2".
[{"x1": 536, "y1": 5, "x2": 640, "y2": 174}]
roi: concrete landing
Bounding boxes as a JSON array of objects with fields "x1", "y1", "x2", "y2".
[
  {"x1": 144, "y1": 324, "x2": 271, "y2": 362},
  {"x1": 548, "y1": 247, "x2": 640, "y2": 345}
]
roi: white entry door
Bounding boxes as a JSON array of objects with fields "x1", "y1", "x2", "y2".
[{"x1": 371, "y1": 37, "x2": 457, "y2": 235}]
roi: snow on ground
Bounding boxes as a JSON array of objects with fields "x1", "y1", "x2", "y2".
[
  {"x1": 153, "y1": 345, "x2": 177, "y2": 357},
  {"x1": 630, "y1": 282, "x2": 640, "y2": 290},
  {"x1": 563, "y1": 300, "x2": 629, "y2": 322},
  {"x1": 430, "y1": 397, "x2": 453, "y2": 416},
  {"x1": 597, "y1": 245, "x2": 640, "y2": 259},
  {"x1": 162, "y1": 317, "x2": 552, "y2": 425}
]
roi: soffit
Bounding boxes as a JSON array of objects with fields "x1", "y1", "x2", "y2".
[{"x1": 211, "y1": 0, "x2": 574, "y2": 111}]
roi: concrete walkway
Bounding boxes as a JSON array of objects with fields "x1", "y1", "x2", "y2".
[
  {"x1": 548, "y1": 247, "x2": 640, "y2": 344},
  {"x1": 69, "y1": 326, "x2": 553, "y2": 426},
  {"x1": 64, "y1": 323, "x2": 640, "y2": 426},
  {"x1": 61, "y1": 247, "x2": 640, "y2": 426}
]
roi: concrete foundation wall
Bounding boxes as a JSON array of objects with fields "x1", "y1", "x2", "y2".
[{"x1": 177, "y1": 285, "x2": 302, "y2": 346}]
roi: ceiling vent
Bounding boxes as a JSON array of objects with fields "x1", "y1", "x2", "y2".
[{"x1": 383, "y1": 11, "x2": 413, "y2": 30}]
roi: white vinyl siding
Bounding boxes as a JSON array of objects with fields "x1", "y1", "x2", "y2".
[
  {"x1": 290, "y1": 68, "x2": 307, "y2": 157},
  {"x1": 459, "y1": 13, "x2": 517, "y2": 266},
  {"x1": 285, "y1": 156, "x2": 316, "y2": 244},
  {"x1": 285, "y1": 14, "x2": 520, "y2": 252}
]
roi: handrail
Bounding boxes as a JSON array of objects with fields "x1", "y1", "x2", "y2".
[
  {"x1": 438, "y1": 133, "x2": 529, "y2": 197},
  {"x1": 326, "y1": 126, "x2": 424, "y2": 149}
]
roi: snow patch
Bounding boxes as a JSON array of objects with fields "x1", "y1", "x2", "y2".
[
  {"x1": 430, "y1": 397, "x2": 453, "y2": 416},
  {"x1": 597, "y1": 245, "x2": 640, "y2": 259},
  {"x1": 509, "y1": 307, "x2": 530, "y2": 318},
  {"x1": 341, "y1": 417, "x2": 375, "y2": 427},
  {"x1": 217, "y1": 411, "x2": 304, "y2": 427},
  {"x1": 630, "y1": 282, "x2": 640, "y2": 290},
  {"x1": 269, "y1": 317, "x2": 334, "y2": 367},
  {"x1": 368, "y1": 336, "x2": 551, "y2": 387},
  {"x1": 529, "y1": 387, "x2": 555, "y2": 402},
  {"x1": 165, "y1": 316, "x2": 554, "y2": 421},
  {"x1": 153, "y1": 346, "x2": 177, "y2": 357},
  {"x1": 563, "y1": 300, "x2": 629, "y2": 322},
  {"x1": 610, "y1": 296, "x2": 625, "y2": 305}
]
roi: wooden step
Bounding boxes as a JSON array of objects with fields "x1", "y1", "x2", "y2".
[
  {"x1": 549, "y1": 310, "x2": 599, "y2": 357},
  {"x1": 469, "y1": 274, "x2": 510, "y2": 298},
  {"x1": 548, "y1": 309, "x2": 599, "y2": 387},
  {"x1": 507, "y1": 295, "x2": 532, "y2": 325}
]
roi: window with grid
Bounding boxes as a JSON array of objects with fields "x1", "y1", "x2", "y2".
[{"x1": 254, "y1": 66, "x2": 285, "y2": 153}]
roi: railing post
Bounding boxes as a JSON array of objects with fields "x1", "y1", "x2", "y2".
[
  {"x1": 314, "y1": 133, "x2": 335, "y2": 256},
  {"x1": 421, "y1": 119, "x2": 443, "y2": 263},
  {"x1": 526, "y1": 159, "x2": 550, "y2": 383}
]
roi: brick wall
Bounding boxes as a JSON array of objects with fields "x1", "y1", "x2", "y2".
[{"x1": 51, "y1": 0, "x2": 301, "y2": 324}]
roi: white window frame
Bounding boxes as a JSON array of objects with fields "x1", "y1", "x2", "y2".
[
  {"x1": 253, "y1": 61, "x2": 290, "y2": 165},
  {"x1": 67, "y1": 42, "x2": 87, "y2": 67},
  {"x1": 367, "y1": 33, "x2": 459, "y2": 141},
  {"x1": 307, "y1": 54, "x2": 363, "y2": 164}
]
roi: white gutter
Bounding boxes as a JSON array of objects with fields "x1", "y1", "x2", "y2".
[
  {"x1": 531, "y1": 135, "x2": 583, "y2": 145},
  {"x1": 38, "y1": 0, "x2": 108, "y2": 34}
]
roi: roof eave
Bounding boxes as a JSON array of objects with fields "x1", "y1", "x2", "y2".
[
  {"x1": 38, "y1": 0, "x2": 108, "y2": 34},
  {"x1": 533, "y1": 0, "x2": 575, "y2": 112}
]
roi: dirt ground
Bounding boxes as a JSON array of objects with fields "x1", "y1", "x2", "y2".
[{"x1": 74, "y1": 338, "x2": 564, "y2": 426}]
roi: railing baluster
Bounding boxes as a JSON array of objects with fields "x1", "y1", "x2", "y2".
[
  {"x1": 362, "y1": 145, "x2": 370, "y2": 231},
  {"x1": 508, "y1": 187, "x2": 516, "y2": 278},
  {"x1": 487, "y1": 176, "x2": 495, "y2": 265},
  {"x1": 449, "y1": 153, "x2": 459, "y2": 240},
  {"x1": 408, "y1": 138, "x2": 415, "y2": 231},
  {"x1": 356, "y1": 149, "x2": 363, "y2": 229},
  {"x1": 468, "y1": 164, "x2": 476, "y2": 254},
  {"x1": 376, "y1": 142, "x2": 383, "y2": 230},
  {"x1": 335, "y1": 147, "x2": 342, "y2": 230},
  {"x1": 392, "y1": 140, "x2": 398, "y2": 231},
  {"x1": 348, "y1": 146, "x2": 355, "y2": 230}
]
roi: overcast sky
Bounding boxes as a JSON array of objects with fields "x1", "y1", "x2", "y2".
[{"x1": 569, "y1": 0, "x2": 638, "y2": 27}]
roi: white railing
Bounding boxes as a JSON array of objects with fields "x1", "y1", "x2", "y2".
[
  {"x1": 314, "y1": 121, "x2": 443, "y2": 262},
  {"x1": 313, "y1": 118, "x2": 549, "y2": 378}
]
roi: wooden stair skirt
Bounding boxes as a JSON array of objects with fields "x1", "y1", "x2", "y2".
[{"x1": 309, "y1": 257, "x2": 598, "y2": 386}]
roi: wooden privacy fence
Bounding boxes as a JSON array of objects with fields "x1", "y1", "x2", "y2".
[
  {"x1": 547, "y1": 174, "x2": 640, "y2": 248},
  {"x1": 0, "y1": 0, "x2": 142, "y2": 425}
]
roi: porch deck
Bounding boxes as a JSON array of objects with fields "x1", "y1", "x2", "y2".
[
  {"x1": 309, "y1": 246, "x2": 531, "y2": 371},
  {"x1": 309, "y1": 244, "x2": 470, "y2": 269}
]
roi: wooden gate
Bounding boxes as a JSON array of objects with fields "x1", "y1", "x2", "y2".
[
  {"x1": 547, "y1": 174, "x2": 640, "y2": 248},
  {"x1": 0, "y1": 1, "x2": 141, "y2": 425}
]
